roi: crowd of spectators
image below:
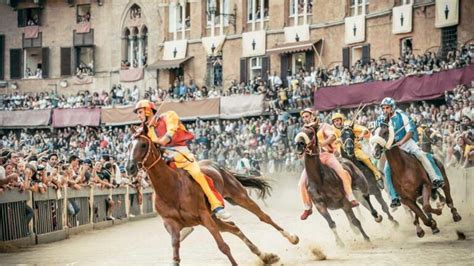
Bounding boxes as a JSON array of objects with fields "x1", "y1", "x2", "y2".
[
  {"x1": 2, "y1": 46, "x2": 470, "y2": 112},
  {"x1": 0, "y1": 81, "x2": 472, "y2": 231}
]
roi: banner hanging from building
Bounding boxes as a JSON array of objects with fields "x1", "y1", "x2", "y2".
[
  {"x1": 284, "y1": 25, "x2": 310, "y2": 43},
  {"x1": 392, "y1": 4, "x2": 413, "y2": 34},
  {"x1": 345, "y1": 15, "x2": 365, "y2": 44},
  {"x1": 0, "y1": 109, "x2": 51, "y2": 128},
  {"x1": 201, "y1": 35, "x2": 226, "y2": 56},
  {"x1": 314, "y1": 65, "x2": 474, "y2": 111},
  {"x1": 242, "y1": 30, "x2": 266, "y2": 57},
  {"x1": 163, "y1": 40, "x2": 188, "y2": 60},
  {"x1": 157, "y1": 98, "x2": 220, "y2": 121},
  {"x1": 435, "y1": 0, "x2": 459, "y2": 28},
  {"x1": 220, "y1": 95, "x2": 264, "y2": 119},
  {"x1": 52, "y1": 108, "x2": 101, "y2": 128},
  {"x1": 101, "y1": 105, "x2": 139, "y2": 125}
]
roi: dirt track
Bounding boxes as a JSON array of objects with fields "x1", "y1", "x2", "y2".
[{"x1": 0, "y1": 171, "x2": 473, "y2": 265}]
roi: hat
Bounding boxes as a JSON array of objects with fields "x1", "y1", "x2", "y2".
[{"x1": 300, "y1": 108, "x2": 314, "y2": 116}]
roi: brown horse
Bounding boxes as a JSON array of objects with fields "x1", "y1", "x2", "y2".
[
  {"x1": 126, "y1": 130, "x2": 299, "y2": 265},
  {"x1": 295, "y1": 122, "x2": 381, "y2": 246},
  {"x1": 371, "y1": 123, "x2": 462, "y2": 237}
]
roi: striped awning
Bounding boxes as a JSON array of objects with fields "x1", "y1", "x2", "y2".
[{"x1": 266, "y1": 39, "x2": 321, "y2": 55}]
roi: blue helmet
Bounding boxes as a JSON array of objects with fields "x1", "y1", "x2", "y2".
[{"x1": 380, "y1": 97, "x2": 396, "y2": 109}]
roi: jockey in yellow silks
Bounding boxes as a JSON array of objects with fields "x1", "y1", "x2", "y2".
[
  {"x1": 331, "y1": 112, "x2": 384, "y2": 189},
  {"x1": 134, "y1": 100, "x2": 231, "y2": 221}
]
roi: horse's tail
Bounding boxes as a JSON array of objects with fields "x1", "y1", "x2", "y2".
[{"x1": 212, "y1": 163, "x2": 272, "y2": 199}]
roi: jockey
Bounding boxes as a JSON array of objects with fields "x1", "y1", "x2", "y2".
[
  {"x1": 331, "y1": 113, "x2": 385, "y2": 190},
  {"x1": 376, "y1": 97, "x2": 444, "y2": 208},
  {"x1": 133, "y1": 100, "x2": 231, "y2": 221},
  {"x1": 298, "y1": 108, "x2": 314, "y2": 220},
  {"x1": 298, "y1": 108, "x2": 359, "y2": 221}
]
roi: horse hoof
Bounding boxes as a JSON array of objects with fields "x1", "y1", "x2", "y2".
[
  {"x1": 432, "y1": 228, "x2": 440, "y2": 234},
  {"x1": 417, "y1": 230, "x2": 425, "y2": 238},
  {"x1": 375, "y1": 215, "x2": 383, "y2": 223},
  {"x1": 364, "y1": 237, "x2": 371, "y2": 242},
  {"x1": 289, "y1": 234, "x2": 300, "y2": 245},
  {"x1": 453, "y1": 213, "x2": 462, "y2": 222},
  {"x1": 260, "y1": 253, "x2": 280, "y2": 264},
  {"x1": 172, "y1": 260, "x2": 180, "y2": 266}
]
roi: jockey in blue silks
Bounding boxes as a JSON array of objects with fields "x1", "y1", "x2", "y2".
[{"x1": 375, "y1": 97, "x2": 444, "y2": 208}]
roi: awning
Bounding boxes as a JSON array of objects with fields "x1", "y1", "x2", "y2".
[
  {"x1": 266, "y1": 40, "x2": 320, "y2": 55},
  {"x1": 147, "y1": 56, "x2": 193, "y2": 70}
]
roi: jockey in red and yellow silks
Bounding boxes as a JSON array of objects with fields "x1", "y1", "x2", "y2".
[
  {"x1": 331, "y1": 112, "x2": 384, "y2": 190},
  {"x1": 134, "y1": 100, "x2": 231, "y2": 221}
]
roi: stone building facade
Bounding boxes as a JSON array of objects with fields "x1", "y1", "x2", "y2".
[{"x1": 0, "y1": 0, "x2": 472, "y2": 95}]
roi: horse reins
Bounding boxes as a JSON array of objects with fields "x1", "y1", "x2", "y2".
[{"x1": 135, "y1": 135, "x2": 162, "y2": 172}]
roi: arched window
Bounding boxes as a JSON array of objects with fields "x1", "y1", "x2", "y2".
[
  {"x1": 121, "y1": 28, "x2": 131, "y2": 69},
  {"x1": 121, "y1": 4, "x2": 147, "y2": 69},
  {"x1": 140, "y1": 26, "x2": 148, "y2": 66}
]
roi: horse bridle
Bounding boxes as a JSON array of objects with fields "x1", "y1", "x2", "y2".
[
  {"x1": 302, "y1": 126, "x2": 321, "y2": 156},
  {"x1": 340, "y1": 128, "x2": 355, "y2": 156},
  {"x1": 134, "y1": 135, "x2": 162, "y2": 172}
]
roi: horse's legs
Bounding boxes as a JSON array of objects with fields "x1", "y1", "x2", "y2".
[
  {"x1": 201, "y1": 215, "x2": 238, "y2": 266},
  {"x1": 374, "y1": 189, "x2": 398, "y2": 225},
  {"x1": 438, "y1": 166, "x2": 462, "y2": 222},
  {"x1": 400, "y1": 198, "x2": 438, "y2": 233},
  {"x1": 231, "y1": 192, "x2": 299, "y2": 245},
  {"x1": 315, "y1": 204, "x2": 344, "y2": 247},
  {"x1": 413, "y1": 214, "x2": 425, "y2": 238},
  {"x1": 422, "y1": 183, "x2": 442, "y2": 215},
  {"x1": 361, "y1": 194, "x2": 383, "y2": 223},
  {"x1": 216, "y1": 220, "x2": 280, "y2": 264},
  {"x1": 343, "y1": 205, "x2": 370, "y2": 241},
  {"x1": 164, "y1": 221, "x2": 182, "y2": 265}
]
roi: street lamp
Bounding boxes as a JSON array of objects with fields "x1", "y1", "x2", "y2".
[{"x1": 206, "y1": 2, "x2": 238, "y2": 33}]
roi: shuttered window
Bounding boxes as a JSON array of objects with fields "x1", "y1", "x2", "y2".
[
  {"x1": 61, "y1": 47, "x2": 72, "y2": 76},
  {"x1": 42, "y1": 47, "x2": 49, "y2": 78},
  {"x1": 361, "y1": 44, "x2": 370, "y2": 65},
  {"x1": 10, "y1": 49, "x2": 22, "y2": 79},
  {"x1": 342, "y1": 47, "x2": 350, "y2": 69},
  {"x1": 240, "y1": 58, "x2": 248, "y2": 83},
  {"x1": 0, "y1": 36, "x2": 4, "y2": 80},
  {"x1": 261, "y1": 56, "x2": 270, "y2": 82}
]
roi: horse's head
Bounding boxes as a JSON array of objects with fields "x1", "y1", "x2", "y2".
[
  {"x1": 340, "y1": 124, "x2": 356, "y2": 158},
  {"x1": 370, "y1": 122, "x2": 394, "y2": 160},
  {"x1": 126, "y1": 125, "x2": 161, "y2": 176},
  {"x1": 294, "y1": 120, "x2": 319, "y2": 156}
]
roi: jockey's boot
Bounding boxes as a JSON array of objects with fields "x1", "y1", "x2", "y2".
[
  {"x1": 300, "y1": 209, "x2": 313, "y2": 220},
  {"x1": 390, "y1": 198, "x2": 401, "y2": 208},
  {"x1": 214, "y1": 207, "x2": 232, "y2": 221},
  {"x1": 432, "y1": 179, "x2": 444, "y2": 189}
]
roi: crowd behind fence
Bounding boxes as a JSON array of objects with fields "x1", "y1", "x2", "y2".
[{"x1": 0, "y1": 186, "x2": 155, "y2": 244}]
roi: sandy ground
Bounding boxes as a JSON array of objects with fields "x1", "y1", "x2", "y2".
[{"x1": 0, "y1": 171, "x2": 473, "y2": 265}]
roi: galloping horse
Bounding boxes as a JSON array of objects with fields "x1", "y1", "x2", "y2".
[
  {"x1": 371, "y1": 123, "x2": 462, "y2": 237},
  {"x1": 126, "y1": 128, "x2": 299, "y2": 265},
  {"x1": 295, "y1": 122, "x2": 382, "y2": 246},
  {"x1": 340, "y1": 125, "x2": 398, "y2": 226}
]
